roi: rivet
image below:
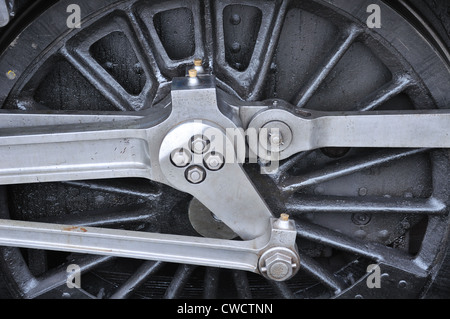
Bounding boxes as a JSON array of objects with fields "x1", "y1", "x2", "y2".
[
  {"x1": 398, "y1": 280, "x2": 408, "y2": 289},
  {"x1": 230, "y1": 14, "x2": 241, "y2": 25},
  {"x1": 6, "y1": 70, "x2": 16, "y2": 80},
  {"x1": 231, "y1": 42, "x2": 241, "y2": 53},
  {"x1": 358, "y1": 187, "x2": 368, "y2": 196}
]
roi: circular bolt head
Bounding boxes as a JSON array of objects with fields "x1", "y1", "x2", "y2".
[
  {"x1": 351, "y1": 213, "x2": 371, "y2": 226},
  {"x1": 269, "y1": 131, "x2": 283, "y2": 147},
  {"x1": 204, "y1": 152, "x2": 224, "y2": 171},
  {"x1": 170, "y1": 148, "x2": 192, "y2": 167},
  {"x1": 259, "y1": 248, "x2": 299, "y2": 282},
  {"x1": 185, "y1": 166, "x2": 206, "y2": 184},
  {"x1": 262, "y1": 253, "x2": 295, "y2": 281},
  {"x1": 191, "y1": 135, "x2": 210, "y2": 154}
]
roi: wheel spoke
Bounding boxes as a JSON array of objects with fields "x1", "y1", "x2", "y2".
[
  {"x1": 33, "y1": 205, "x2": 156, "y2": 228},
  {"x1": 268, "y1": 280, "x2": 296, "y2": 299},
  {"x1": 293, "y1": 25, "x2": 362, "y2": 108},
  {"x1": 110, "y1": 260, "x2": 165, "y2": 299},
  {"x1": 298, "y1": 252, "x2": 346, "y2": 294},
  {"x1": 61, "y1": 180, "x2": 162, "y2": 202},
  {"x1": 25, "y1": 254, "x2": 114, "y2": 299},
  {"x1": 163, "y1": 264, "x2": 196, "y2": 299},
  {"x1": 214, "y1": 0, "x2": 290, "y2": 100},
  {"x1": 296, "y1": 220, "x2": 427, "y2": 277},
  {"x1": 280, "y1": 149, "x2": 428, "y2": 194},
  {"x1": 232, "y1": 270, "x2": 252, "y2": 299},
  {"x1": 286, "y1": 195, "x2": 446, "y2": 215},
  {"x1": 61, "y1": 46, "x2": 134, "y2": 112},
  {"x1": 203, "y1": 267, "x2": 220, "y2": 299},
  {"x1": 355, "y1": 75, "x2": 413, "y2": 111},
  {"x1": 268, "y1": 151, "x2": 312, "y2": 181},
  {"x1": 124, "y1": 9, "x2": 169, "y2": 86},
  {"x1": 203, "y1": 0, "x2": 215, "y2": 72},
  {"x1": 135, "y1": 0, "x2": 205, "y2": 78}
]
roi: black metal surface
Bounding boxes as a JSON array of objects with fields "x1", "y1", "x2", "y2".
[{"x1": 0, "y1": 0, "x2": 449, "y2": 299}]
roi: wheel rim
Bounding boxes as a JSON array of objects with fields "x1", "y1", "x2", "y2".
[{"x1": 0, "y1": 0, "x2": 449, "y2": 299}]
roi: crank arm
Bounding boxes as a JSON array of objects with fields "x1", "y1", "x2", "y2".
[
  {"x1": 0, "y1": 74, "x2": 273, "y2": 240},
  {"x1": 0, "y1": 216, "x2": 299, "y2": 281},
  {"x1": 248, "y1": 108, "x2": 450, "y2": 161}
]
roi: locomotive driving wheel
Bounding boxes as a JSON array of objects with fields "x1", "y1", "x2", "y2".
[{"x1": 0, "y1": 0, "x2": 449, "y2": 299}]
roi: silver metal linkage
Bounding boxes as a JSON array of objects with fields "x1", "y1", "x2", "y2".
[
  {"x1": 248, "y1": 108, "x2": 450, "y2": 161},
  {"x1": 1, "y1": 66, "x2": 450, "y2": 280},
  {"x1": 0, "y1": 215, "x2": 299, "y2": 281}
]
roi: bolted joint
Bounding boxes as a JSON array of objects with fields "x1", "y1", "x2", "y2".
[
  {"x1": 260, "y1": 121, "x2": 293, "y2": 153},
  {"x1": 259, "y1": 247, "x2": 299, "y2": 282},
  {"x1": 170, "y1": 148, "x2": 192, "y2": 167},
  {"x1": 203, "y1": 152, "x2": 224, "y2": 171},
  {"x1": 269, "y1": 131, "x2": 283, "y2": 147},
  {"x1": 190, "y1": 135, "x2": 210, "y2": 154},
  {"x1": 185, "y1": 165, "x2": 206, "y2": 184}
]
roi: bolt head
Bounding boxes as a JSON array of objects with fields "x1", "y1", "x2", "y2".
[
  {"x1": 170, "y1": 149, "x2": 192, "y2": 167},
  {"x1": 263, "y1": 253, "x2": 295, "y2": 281},
  {"x1": 269, "y1": 131, "x2": 283, "y2": 147},
  {"x1": 259, "y1": 248, "x2": 299, "y2": 282},
  {"x1": 204, "y1": 152, "x2": 224, "y2": 171},
  {"x1": 191, "y1": 135, "x2": 210, "y2": 154},
  {"x1": 185, "y1": 166, "x2": 206, "y2": 184}
]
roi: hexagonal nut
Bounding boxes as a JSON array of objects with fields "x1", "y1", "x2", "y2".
[
  {"x1": 259, "y1": 248, "x2": 299, "y2": 282},
  {"x1": 185, "y1": 165, "x2": 206, "y2": 184},
  {"x1": 190, "y1": 135, "x2": 210, "y2": 154},
  {"x1": 171, "y1": 148, "x2": 192, "y2": 167},
  {"x1": 203, "y1": 152, "x2": 224, "y2": 171},
  {"x1": 262, "y1": 253, "x2": 294, "y2": 281}
]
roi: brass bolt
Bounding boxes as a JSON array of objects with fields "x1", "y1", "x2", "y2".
[
  {"x1": 194, "y1": 58, "x2": 202, "y2": 66},
  {"x1": 275, "y1": 213, "x2": 290, "y2": 230},
  {"x1": 188, "y1": 68, "x2": 198, "y2": 78}
]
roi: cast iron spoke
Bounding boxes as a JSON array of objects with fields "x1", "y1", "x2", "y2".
[
  {"x1": 32, "y1": 205, "x2": 156, "y2": 228},
  {"x1": 247, "y1": 0, "x2": 291, "y2": 101},
  {"x1": 8, "y1": 97, "x2": 51, "y2": 111},
  {"x1": 60, "y1": 46, "x2": 135, "y2": 112},
  {"x1": 163, "y1": 264, "x2": 197, "y2": 299},
  {"x1": 61, "y1": 180, "x2": 162, "y2": 202},
  {"x1": 110, "y1": 260, "x2": 165, "y2": 299},
  {"x1": 296, "y1": 220, "x2": 427, "y2": 277},
  {"x1": 215, "y1": 0, "x2": 290, "y2": 100},
  {"x1": 124, "y1": 9, "x2": 169, "y2": 86},
  {"x1": 280, "y1": 148, "x2": 428, "y2": 194},
  {"x1": 203, "y1": 267, "x2": 220, "y2": 299},
  {"x1": 286, "y1": 195, "x2": 446, "y2": 215},
  {"x1": 232, "y1": 270, "x2": 252, "y2": 299},
  {"x1": 355, "y1": 75, "x2": 413, "y2": 111},
  {"x1": 298, "y1": 252, "x2": 346, "y2": 294},
  {"x1": 268, "y1": 151, "x2": 312, "y2": 182},
  {"x1": 268, "y1": 281, "x2": 296, "y2": 299},
  {"x1": 293, "y1": 25, "x2": 362, "y2": 108},
  {"x1": 25, "y1": 254, "x2": 115, "y2": 299},
  {"x1": 202, "y1": 0, "x2": 215, "y2": 72}
]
